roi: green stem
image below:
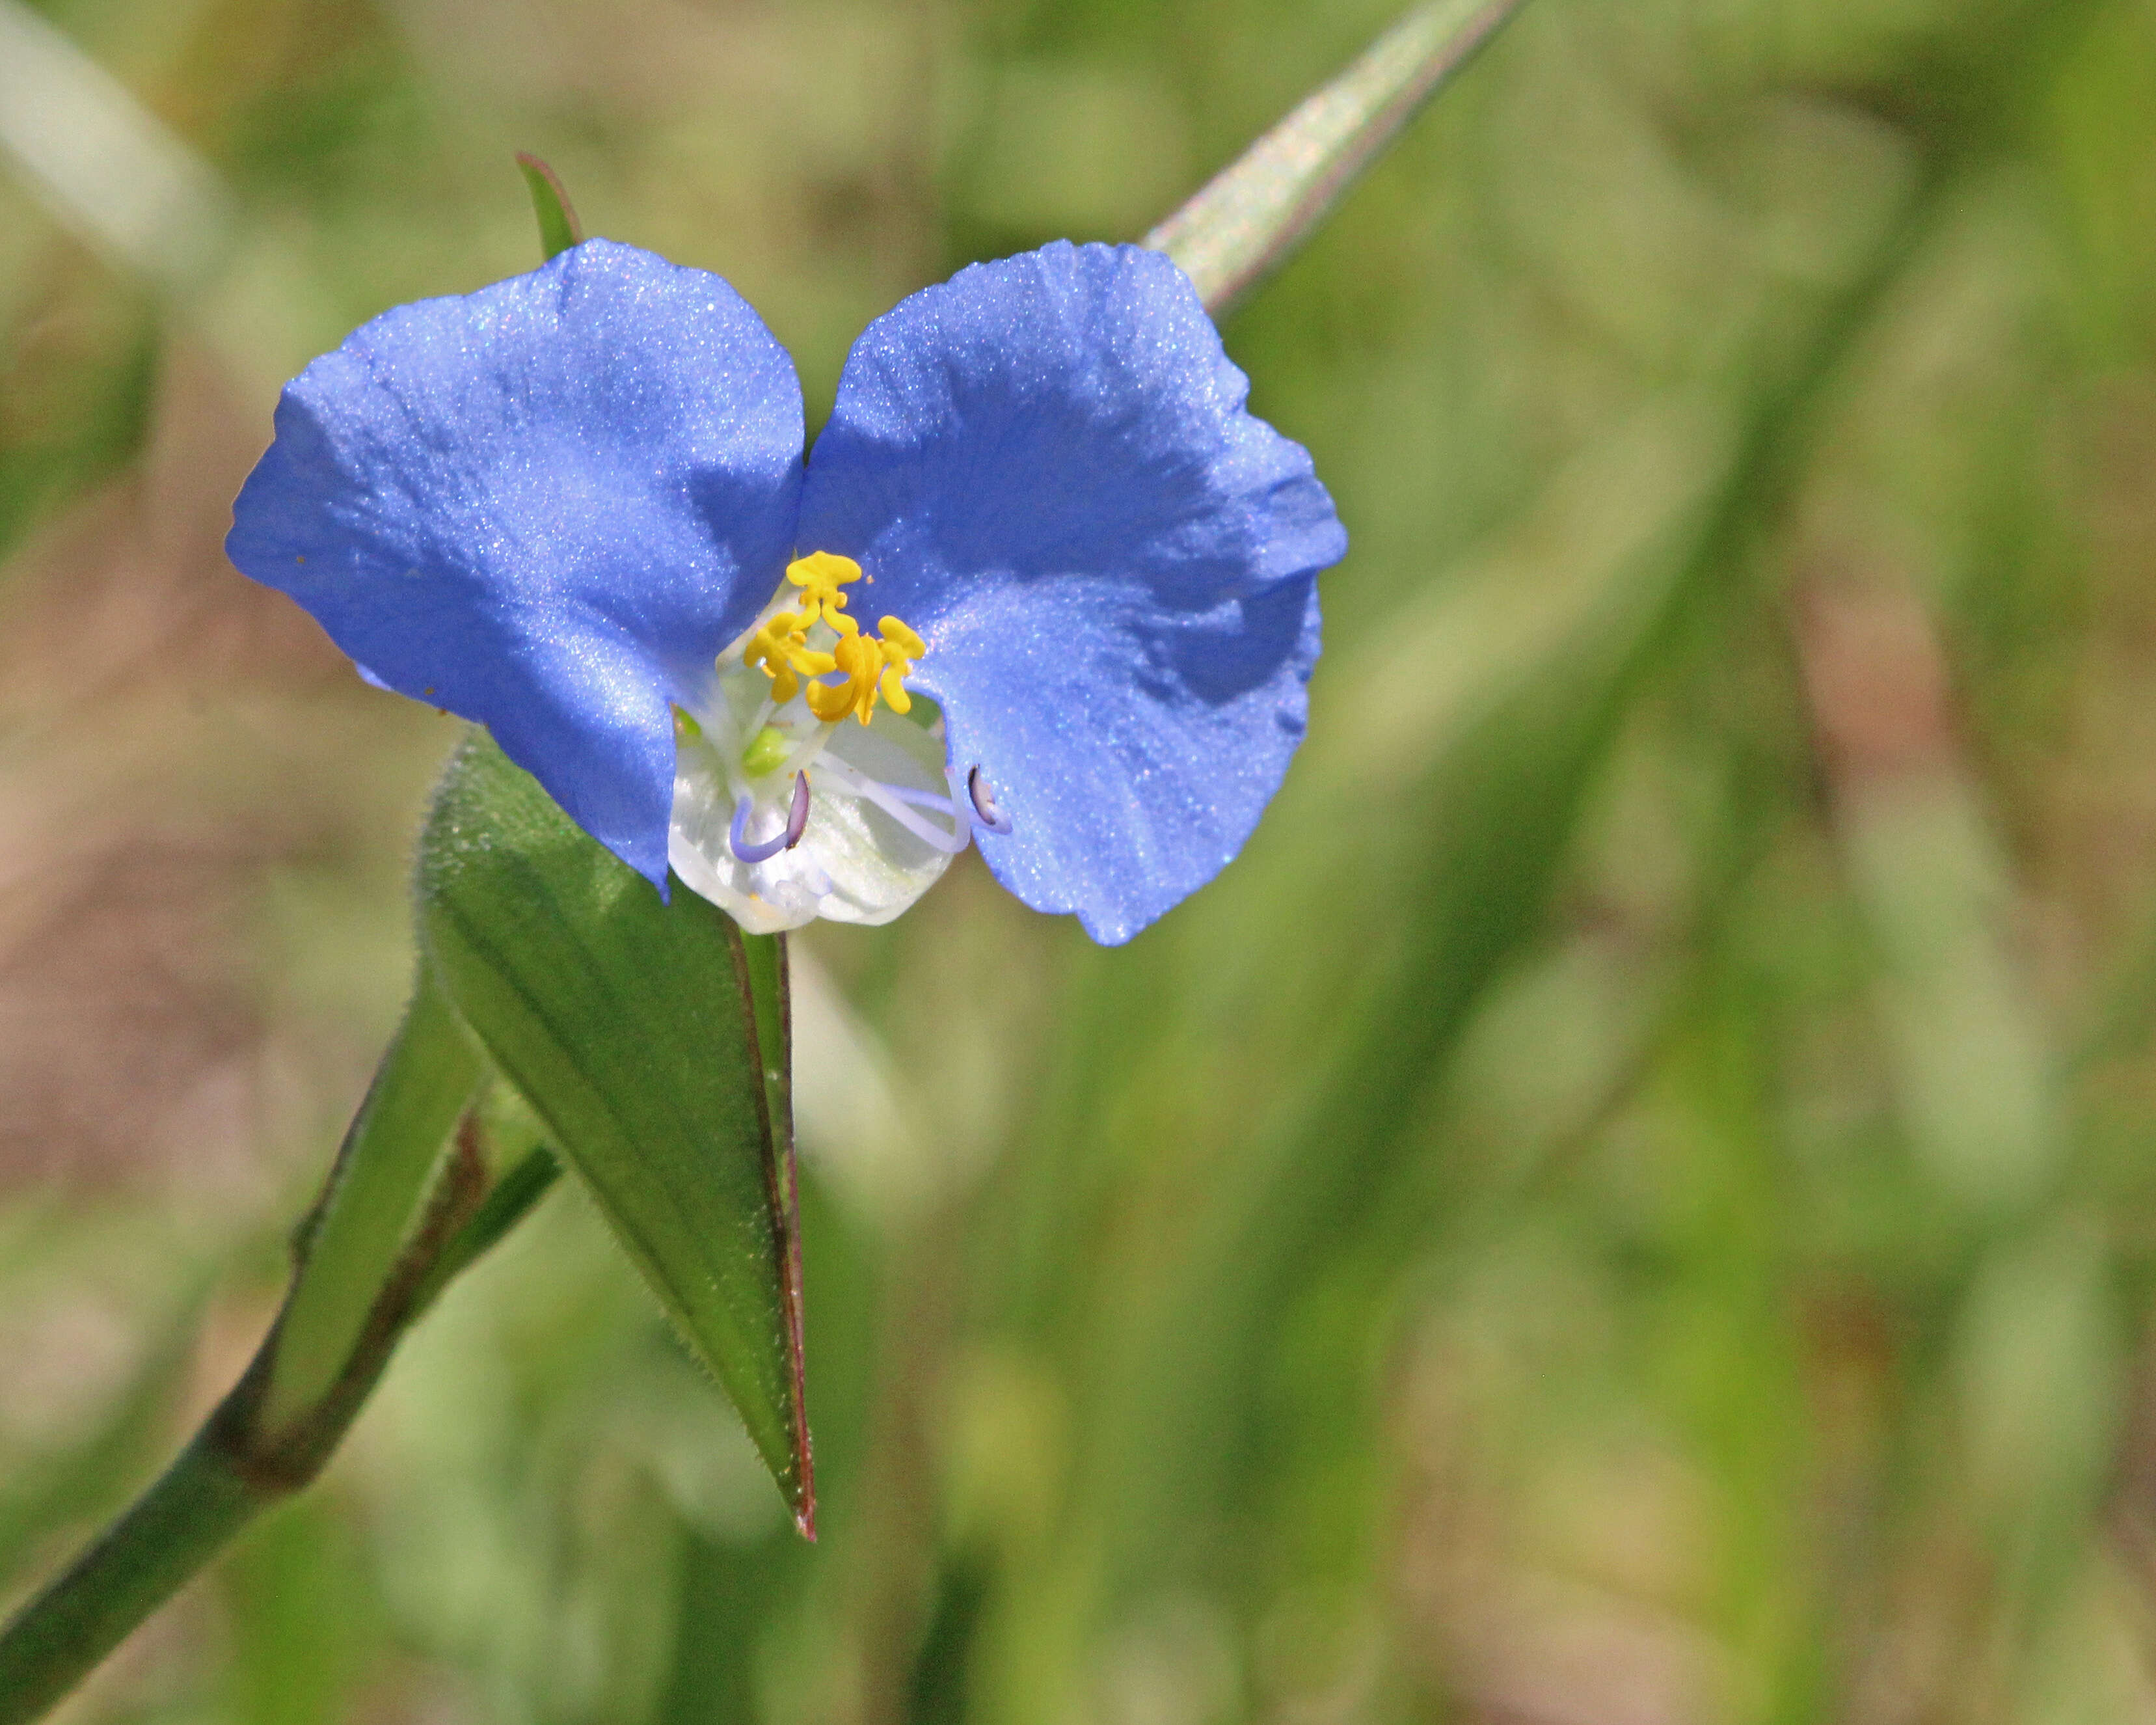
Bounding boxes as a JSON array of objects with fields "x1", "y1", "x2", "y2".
[
  {"x1": 0, "y1": 1428, "x2": 257, "y2": 1725},
  {"x1": 1145, "y1": 0, "x2": 1528, "y2": 318},
  {"x1": 0, "y1": 970, "x2": 524, "y2": 1725},
  {"x1": 262, "y1": 971, "x2": 481, "y2": 1433},
  {"x1": 408, "y1": 1145, "x2": 563, "y2": 1313}
]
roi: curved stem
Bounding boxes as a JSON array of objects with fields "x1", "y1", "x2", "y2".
[
  {"x1": 0, "y1": 974, "x2": 559, "y2": 1725},
  {"x1": 260, "y1": 971, "x2": 480, "y2": 1433},
  {"x1": 0, "y1": 1428, "x2": 256, "y2": 1725},
  {"x1": 1144, "y1": 0, "x2": 1529, "y2": 318}
]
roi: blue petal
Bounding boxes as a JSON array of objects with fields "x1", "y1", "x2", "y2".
[
  {"x1": 227, "y1": 238, "x2": 804, "y2": 887},
  {"x1": 797, "y1": 241, "x2": 1346, "y2": 944}
]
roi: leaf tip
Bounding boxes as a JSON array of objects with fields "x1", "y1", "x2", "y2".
[
  {"x1": 785, "y1": 1302, "x2": 816, "y2": 1541},
  {"x1": 514, "y1": 151, "x2": 584, "y2": 262}
]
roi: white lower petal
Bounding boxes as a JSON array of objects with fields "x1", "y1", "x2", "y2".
[{"x1": 669, "y1": 679, "x2": 958, "y2": 933}]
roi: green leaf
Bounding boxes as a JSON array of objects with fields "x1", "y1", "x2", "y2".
[
  {"x1": 415, "y1": 731, "x2": 815, "y2": 1531},
  {"x1": 738, "y1": 932, "x2": 792, "y2": 1150},
  {"x1": 258, "y1": 968, "x2": 484, "y2": 1434},
  {"x1": 515, "y1": 152, "x2": 584, "y2": 262},
  {"x1": 1144, "y1": 0, "x2": 1526, "y2": 318}
]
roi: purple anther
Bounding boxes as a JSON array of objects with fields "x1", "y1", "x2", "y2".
[
  {"x1": 967, "y1": 765, "x2": 1014, "y2": 835},
  {"x1": 729, "y1": 772, "x2": 812, "y2": 863}
]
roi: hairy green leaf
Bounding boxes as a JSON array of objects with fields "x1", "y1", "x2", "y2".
[{"x1": 416, "y1": 732, "x2": 813, "y2": 1530}]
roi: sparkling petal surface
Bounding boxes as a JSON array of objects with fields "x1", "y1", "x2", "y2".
[
  {"x1": 796, "y1": 241, "x2": 1347, "y2": 944},
  {"x1": 227, "y1": 238, "x2": 804, "y2": 887}
]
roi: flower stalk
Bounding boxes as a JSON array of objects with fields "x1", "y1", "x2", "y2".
[
  {"x1": 0, "y1": 975, "x2": 558, "y2": 1725},
  {"x1": 1144, "y1": 0, "x2": 1528, "y2": 317}
]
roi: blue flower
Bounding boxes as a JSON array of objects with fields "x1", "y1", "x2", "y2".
[{"x1": 228, "y1": 238, "x2": 1346, "y2": 944}]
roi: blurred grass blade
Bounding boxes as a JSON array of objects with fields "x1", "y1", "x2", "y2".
[
  {"x1": 416, "y1": 732, "x2": 815, "y2": 1532},
  {"x1": 1086, "y1": 163, "x2": 1956, "y2": 1603},
  {"x1": 0, "y1": 0, "x2": 236, "y2": 295},
  {"x1": 1086, "y1": 400, "x2": 1736, "y2": 1592},
  {"x1": 1796, "y1": 577, "x2": 2060, "y2": 1211},
  {"x1": 1144, "y1": 0, "x2": 1524, "y2": 317},
  {"x1": 515, "y1": 152, "x2": 584, "y2": 261}
]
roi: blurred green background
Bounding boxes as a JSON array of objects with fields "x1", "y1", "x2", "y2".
[{"x1": 6, "y1": 0, "x2": 2156, "y2": 1718}]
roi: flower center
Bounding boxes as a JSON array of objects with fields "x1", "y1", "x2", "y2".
[
  {"x1": 742, "y1": 552, "x2": 924, "y2": 726},
  {"x1": 677, "y1": 551, "x2": 1010, "y2": 890}
]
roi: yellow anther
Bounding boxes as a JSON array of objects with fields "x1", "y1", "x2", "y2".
[
  {"x1": 742, "y1": 609, "x2": 835, "y2": 703},
  {"x1": 746, "y1": 552, "x2": 924, "y2": 727},
  {"x1": 785, "y1": 551, "x2": 862, "y2": 628},
  {"x1": 807, "y1": 632, "x2": 881, "y2": 724},
  {"x1": 805, "y1": 613, "x2": 926, "y2": 726},
  {"x1": 874, "y1": 617, "x2": 923, "y2": 716}
]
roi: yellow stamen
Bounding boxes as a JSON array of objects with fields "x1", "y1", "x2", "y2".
[
  {"x1": 804, "y1": 614, "x2": 926, "y2": 727},
  {"x1": 807, "y1": 632, "x2": 880, "y2": 724},
  {"x1": 741, "y1": 608, "x2": 836, "y2": 703},
  {"x1": 785, "y1": 551, "x2": 862, "y2": 628},
  {"x1": 735, "y1": 552, "x2": 926, "y2": 727}
]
